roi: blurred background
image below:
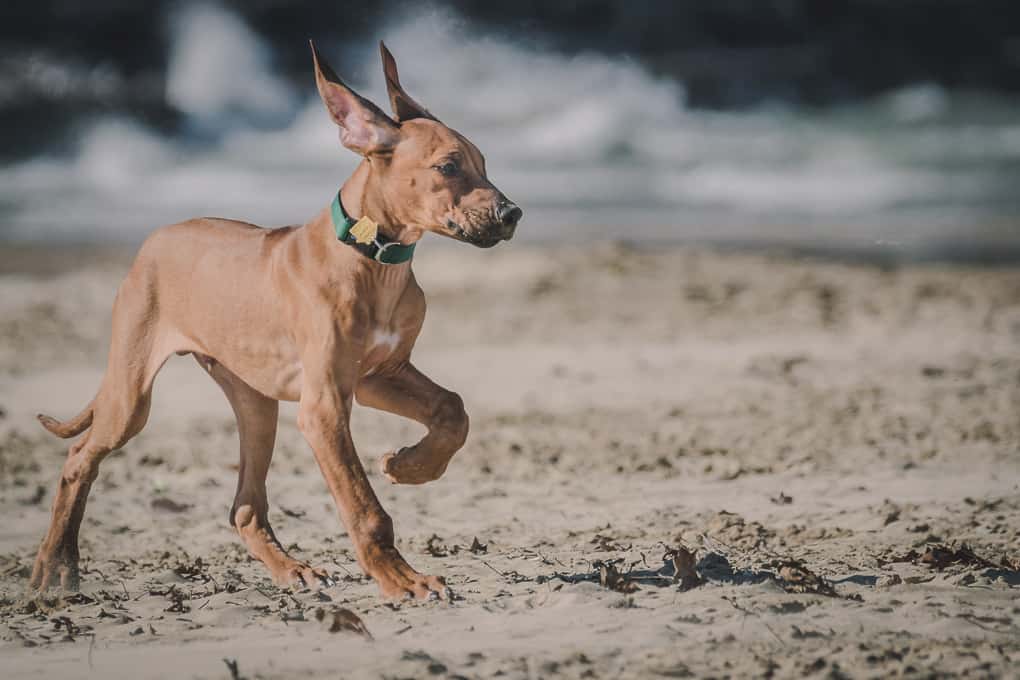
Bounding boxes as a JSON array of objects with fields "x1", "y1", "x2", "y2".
[{"x1": 1, "y1": 0, "x2": 1019, "y2": 259}]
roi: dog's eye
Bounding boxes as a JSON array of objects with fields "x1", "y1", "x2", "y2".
[{"x1": 435, "y1": 161, "x2": 459, "y2": 177}]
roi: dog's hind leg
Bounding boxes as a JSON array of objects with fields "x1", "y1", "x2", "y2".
[
  {"x1": 356, "y1": 362, "x2": 469, "y2": 485},
  {"x1": 199, "y1": 358, "x2": 332, "y2": 588},
  {"x1": 31, "y1": 277, "x2": 173, "y2": 591}
]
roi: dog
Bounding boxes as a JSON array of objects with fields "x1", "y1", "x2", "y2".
[{"x1": 30, "y1": 41, "x2": 521, "y2": 600}]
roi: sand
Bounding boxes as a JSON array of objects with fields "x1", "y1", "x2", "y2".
[{"x1": 1, "y1": 242, "x2": 1018, "y2": 679}]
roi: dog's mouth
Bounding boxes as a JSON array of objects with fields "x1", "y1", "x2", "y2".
[{"x1": 445, "y1": 219, "x2": 506, "y2": 249}]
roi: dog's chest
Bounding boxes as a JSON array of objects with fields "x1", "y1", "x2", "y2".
[{"x1": 360, "y1": 327, "x2": 402, "y2": 376}]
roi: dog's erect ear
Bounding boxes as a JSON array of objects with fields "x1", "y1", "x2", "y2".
[
  {"x1": 379, "y1": 41, "x2": 437, "y2": 122},
  {"x1": 310, "y1": 40, "x2": 399, "y2": 156}
]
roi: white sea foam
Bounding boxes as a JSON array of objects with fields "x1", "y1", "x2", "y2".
[
  {"x1": 0, "y1": 3, "x2": 1018, "y2": 251},
  {"x1": 166, "y1": 3, "x2": 297, "y2": 130}
]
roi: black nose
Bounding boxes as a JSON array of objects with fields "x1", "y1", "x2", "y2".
[{"x1": 497, "y1": 201, "x2": 522, "y2": 229}]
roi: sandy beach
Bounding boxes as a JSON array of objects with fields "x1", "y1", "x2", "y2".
[{"x1": 1, "y1": 242, "x2": 1018, "y2": 678}]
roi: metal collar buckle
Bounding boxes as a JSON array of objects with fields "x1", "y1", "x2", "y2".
[{"x1": 373, "y1": 240, "x2": 397, "y2": 262}]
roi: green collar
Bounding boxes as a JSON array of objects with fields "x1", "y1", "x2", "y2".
[{"x1": 331, "y1": 191, "x2": 416, "y2": 264}]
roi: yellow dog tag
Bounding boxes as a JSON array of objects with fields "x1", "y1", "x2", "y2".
[{"x1": 349, "y1": 216, "x2": 378, "y2": 244}]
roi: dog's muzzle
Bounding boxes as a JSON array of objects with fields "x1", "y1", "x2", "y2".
[{"x1": 447, "y1": 200, "x2": 522, "y2": 248}]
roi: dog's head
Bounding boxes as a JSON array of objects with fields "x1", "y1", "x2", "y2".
[{"x1": 311, "y1": 41, "x2": 521, "y2": 247}]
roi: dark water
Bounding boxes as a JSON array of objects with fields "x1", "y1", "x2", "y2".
[{"x1": 1, "y1": 3, "x2": 1019, "y2": 258}]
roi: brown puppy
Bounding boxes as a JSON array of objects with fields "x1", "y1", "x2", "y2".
[{"x1": 30, "y1": 42, "x2": 521, "y2": 600}]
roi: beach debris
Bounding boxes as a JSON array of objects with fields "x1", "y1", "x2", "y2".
[
  {"x1": 423, "y1": 534, "x2": 488, "y2": 557},
  {"x1": 771, "y1": 559, "x2": 839, "y2": 598},
  {"x1": 593, "y1": 559, "x2": 639, "y2": 593},
  {"x1": 315, "y1": 607, "x2": 373, "y2": 639},
  {"x1": 663, "y1": 545, "x2": 702, "y2": 591},
  {"x1": 50, "y1": 616, "x2": 80, "y2": 641},
  {"x1": 922, "y1": 545, "x2": 974, "y2": 570},
  {"x1": 162, "y1": 585, "x2": 190, "y2": 613},
  {"x1": 61, "y1": 592, "x2": 95, "y2": 606},
  {"x1": 401, "y1": 650, "x2": 447, "y2": 675},
  {"x1": 770, "y1": 491, "x2": 793, "y2": 505},
  {"x1": 172, "y1": 556, "x2": 210, "y2": 583},
  {"x1": 891, "y1": 542, "x2": 1011, "y2": 572},
  {"x1": 591, "y1": 533, "x2": 631, "y2": 552},
  {"x1": 480, "y1": 559, "x2": 532, "y2": 584},
  {"x1": 879, "y1": 499, "x2": 901, "y2": 526},
  {"x1": 150, "y1": 496, "x2": 191, "y2": 513},
  {"x1": 222, "y1": 658, "x2": 247, "y2": 680},
  {"x1": 425, "y1": 534, "x2": 451, "y2": 557}
]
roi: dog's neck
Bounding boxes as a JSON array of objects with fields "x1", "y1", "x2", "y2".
[
  {"x1": 304, "y1": 162, "x2": 418, "y2": 283},
  {"x1": 339, "y1": 161, "x2": 424, "y2": 245}
]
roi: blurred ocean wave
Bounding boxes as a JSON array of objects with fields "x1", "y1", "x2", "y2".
[{"x1": 1, "y1": 4, "x2": 1019, "y2": 257}]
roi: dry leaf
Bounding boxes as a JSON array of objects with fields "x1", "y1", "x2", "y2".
[
  {"x1": 593, "y1": 560, "x2": 639, "y2": 593},
  {"x1": 315, "y1": 608, "x2": 373, "y2": 639},
  {"x1": 774, "y1": 559, "x2": 839, "y2": 597},
  {"x1": 893, "y1": 542, "x2": 1006, "y2": 572},
  {"x1": 920, "y1": 543, "x2": 996, "y2": 571},
  {"x1": 425, "y1": 534, "x2": 450, "y2": 557},
  {"x1": 663, "y1": 545, "x2": 702, "y2": 591}
]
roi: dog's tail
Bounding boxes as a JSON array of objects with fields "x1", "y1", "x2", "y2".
[{"x1": 37, "y1": 398, "x2": 95, "y2": 438}]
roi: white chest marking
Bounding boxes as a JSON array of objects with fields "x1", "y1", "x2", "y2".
[
  {"x1": 363, "y1": 329, "x2": 401, "y2": 377},
  {"x1": 369, "y1": 329, "x2": 401, "y2": 353}
]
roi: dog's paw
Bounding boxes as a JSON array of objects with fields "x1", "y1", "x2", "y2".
[
  {"x1": 366, "y1": 546, "x2": 450, "y2": 601},
  {"x1": 30, "y1": 551, "x2": 79, "y2": 592},
  {"x1": 379, "y1": 449, "x2": 447, "y2": 485},
  {"x1": 272, "y1": 561, "x2": 335, "y2": 589},
  {"x1": 378, "y1": 570, "x2": 450, "y2": 602}
]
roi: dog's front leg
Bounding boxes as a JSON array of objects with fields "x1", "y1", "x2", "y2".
[
  {"x1": 356, "y1": 362, "x2": 468, "y2": 484},
  {"x1": 297, "y1": 353, "x2": 447, "y2": 601}
]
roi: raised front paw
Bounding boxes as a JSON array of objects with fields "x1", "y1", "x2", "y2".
[{"x1": 379, "y1": 448, "x2": 449, "y2": 485}]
